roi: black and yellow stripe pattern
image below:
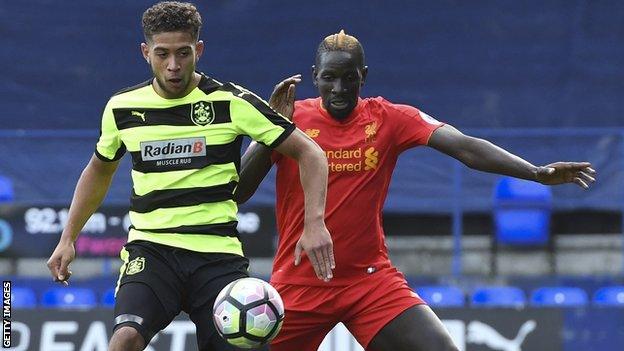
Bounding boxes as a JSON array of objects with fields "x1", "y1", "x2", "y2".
[{"x1": 95, "y1": 74, "x2": 294, "y2": 255}]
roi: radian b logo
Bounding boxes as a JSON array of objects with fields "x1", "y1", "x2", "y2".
[
  {"x1": 191, "y1": 101, "x2": 215, "y2": 126},
  {"x1": 140, "y1": 137, "x2": 207, "y2": 161}
]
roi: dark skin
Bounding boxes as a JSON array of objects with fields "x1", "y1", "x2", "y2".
[{"x1": 236, "y1": 50, "x2": 596, "y2": 351}]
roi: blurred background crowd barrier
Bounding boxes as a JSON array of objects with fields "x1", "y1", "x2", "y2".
[{"x1": 1, "y1": 0, "x2": 623, "y2": 350}]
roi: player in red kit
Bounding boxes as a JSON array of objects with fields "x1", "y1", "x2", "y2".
[{"x1": 235, "y1": 30, "x2": 596, "y2": 351}]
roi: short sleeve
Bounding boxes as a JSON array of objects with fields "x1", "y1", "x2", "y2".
[
  {"x1": 95, "y1": 100, "x2": 126, "y2": 161},
  {"x1": 388, "y1": 102, "x2": 444, "y2": 152},
  {"x1": 226, "y1": 84, "x2": 295, "y2": 148}
]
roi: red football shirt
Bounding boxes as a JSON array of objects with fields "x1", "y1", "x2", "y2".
[{"x1": 270, "y1": 97, "x2": 443, "y2": 286}]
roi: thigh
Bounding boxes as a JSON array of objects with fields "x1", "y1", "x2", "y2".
[
  {"x1": 343, "y1": 268, "x2": 425, "y2": 349},
  {"x1": 368, "y1": 305, "x2": 458, "y2": 351},
  {"x1": 269, "y1": 283, "x2": 337, "y2": 351},
  {"x1": 113, "y1": 243, "x2": 183, "y2": 345},
  {"x1": 184, "y1": 253, "x2": 250, "y2": 351}
]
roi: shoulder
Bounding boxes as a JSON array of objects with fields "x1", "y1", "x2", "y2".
[
  {"x1": 111, "y1": 79, "x2": 152, "y2": 97},
  {"x1": 106, "y1": 79, "x2": 153, "y2": 109},
  {"x1": 364, "y1": 96, "x2": 420, "y2": 117},
  {"x1": 217, "y1": 81, "x2": 271, "y2": 108},
  {"x1": 294, "y1": 98, "x2": 319, "y2": 110}
]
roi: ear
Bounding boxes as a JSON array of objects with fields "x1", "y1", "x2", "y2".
[
  {"x1": 140, "y1": 43, "x2": 150, "y2": 63},
  {"x1": 195, "y1": 40, "x2": 204, "y2": 61},
  {"x1": 311, "y1": 65, "x2": 318, "y2": 87},
  {"x1": 360, "y1": 66, "x2": 368, "y2": 87}
]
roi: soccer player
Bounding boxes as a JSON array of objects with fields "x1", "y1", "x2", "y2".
[
  {"x1": 235, "y1": 30, "x2": 596, "y2": 351},
  {"x1": 45, "y1": 2, "x2": 333, "y2": 351}
]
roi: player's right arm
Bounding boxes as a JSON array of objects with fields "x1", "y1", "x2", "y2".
[
  {"x1": 47, "y1": 155, "x2": 120, "y2": 285},
  {"x1": 47, "y1": 98, "x2": 123, "y2": 285}
]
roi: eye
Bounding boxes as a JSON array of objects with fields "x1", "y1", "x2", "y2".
[
  {"x1": 178, "y1": 51, "x2": 190, "y2": 57},
  {"x1": 156, "y1": 53, "x2": 167, "y2": 58}
]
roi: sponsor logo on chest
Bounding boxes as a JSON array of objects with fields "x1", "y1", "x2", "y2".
[{"x1": 140, "y1": 137, "x2": 206, "y2": 161}]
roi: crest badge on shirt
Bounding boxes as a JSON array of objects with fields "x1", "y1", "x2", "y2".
[
  {"x1": 191, "y1": 101, "x2": 215, "y2": 126},
  {"x1": 126, "y1": 257, "x2": 146, "y2": 275},
  {"x1": 364, "y1": 121, "x2": 377, "y2": 143}
]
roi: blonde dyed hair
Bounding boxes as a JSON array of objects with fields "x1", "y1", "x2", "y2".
[{"x1": 316, "y1": 30, "x2": 365, "y2": 67}]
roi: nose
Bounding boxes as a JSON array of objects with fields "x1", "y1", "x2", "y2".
[
  {"x1": 331, "y1": 79, "x2": 346, "y2": 94},
  {"x1": 167, "y1": 57, "x2": 181, "y2": 71}
]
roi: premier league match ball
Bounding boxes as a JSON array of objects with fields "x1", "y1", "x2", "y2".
[{"x1": 213, "y1": 277, "x2": 285, "y2": 349}]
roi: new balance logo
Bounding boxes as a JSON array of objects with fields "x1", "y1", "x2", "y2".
[{"x1": 305, "y1": 129, "x2": 320, "y2": 138}]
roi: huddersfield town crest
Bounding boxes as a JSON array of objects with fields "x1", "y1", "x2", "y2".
[{"x1": 191, "y1": 101, "x2": 215, "y2": 126}]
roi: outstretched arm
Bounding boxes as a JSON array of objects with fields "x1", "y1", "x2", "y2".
[
  {"x1": 234, "y1": 74, "x2": 301, "y2": 204},
  {"x1": 273, "y1": 129, "x2": 334, "y2": 281},
  {"x1": 46, "y1": 155, "x2": 120, "y2": 285},
  {"x1": 428, "y1": 125, "x2": 595, "y2": 188}
]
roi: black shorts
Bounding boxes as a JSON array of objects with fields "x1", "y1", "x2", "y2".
[{"x1": 113, "y1": 240, "x2": 249, "y2": 350}]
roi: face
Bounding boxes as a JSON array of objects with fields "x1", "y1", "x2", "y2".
[
  {"x1": 141, "y1": 31, "x2": 203, "y2": 99},
  {"x1": 313, "y1": 51, "x2": 367, "y2": 120}
]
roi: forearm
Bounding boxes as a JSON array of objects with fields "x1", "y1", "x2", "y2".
[
  {"x1": 461, "y1": 137, "x2": 538, "y2": 181},
  {"x1": 60, "y1": 157, "x2": 116, "y2": 243},
  {"x1": 234, "y1": 141, "x2": 273, "y2": 204},
  {"x1": 297, "y1": 148, "x2": 328, "y2": 224}
]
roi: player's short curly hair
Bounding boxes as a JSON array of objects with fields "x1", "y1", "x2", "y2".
[
  {"x1": 142, "y1": 1, "x2": 202, "y2": 42},
  {"x1": 315, "y1": 30, "x2": 365, "y2": 68}
]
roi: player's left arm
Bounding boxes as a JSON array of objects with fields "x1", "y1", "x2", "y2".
[{"x1": 427, "y1": 124, "x2": 596, "y2": 188}]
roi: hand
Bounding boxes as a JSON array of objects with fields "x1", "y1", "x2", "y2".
[
  {"x1": 46, "y1": 240, "x2": 75, "y2": 286},
  {"x1": 294, "y1": 221, "x2": 335, "y2": 282},
  {"x1": 269, "y1": 74, "x2": 301, "y2": 120},
  {"x1": 535, "y1": 162, "x2": 596, "y2": 189}
]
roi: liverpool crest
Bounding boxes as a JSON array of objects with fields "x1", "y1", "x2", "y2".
[{"x1": 191, "y1": 101, "x2": 215, "y2": 126}]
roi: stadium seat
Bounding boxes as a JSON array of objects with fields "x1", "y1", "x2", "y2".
[
  {"x1": 0, "y1": 175, "x2": 14, "y2": 202},
  {"x1": 11, "y1": 287, "x2": 37, "y2": 309},
  {"x1": 415, "y1": 286, "x2": 464, "y2": 307},
  {"x1": 493, "y1": 177, "x2": 552, "y2": 246},
  {"x1": 471, "y1": 286, "x2": 526, "y2": 308},
  {"x1": 42, "y1": 287, "x2": 97, "y2": 309},
  {"x1": 101, "y1": 288, "x2": 116, "y2": 307},
  {"x1": 593, "y1": 286, "x2": 624, "y2": 307},
  {"x1": 530, "y1": 287, "x2": 588, "y2": 307}
]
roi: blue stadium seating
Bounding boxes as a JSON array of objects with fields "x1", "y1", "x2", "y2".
[
  {"x1": 593, "y1": 286, "x2": 624, "y2": 307},
  {"x1": 415, "y1": 286, "x2": 465, "y2": 307},
  {"x1": 493, "y1": 177, "x2": 552, "y2": 246},
  {"x1": 471, "y1": 286, "x2": 526, "y2": 308},
  {"x1": 11, "y1": 287, "x2": 37, "y2": 309},
  {"x1": 0, "y1": 175, "x2": 14, "y2": 202},
  {"x1": 101, "y1": 288, "x2": 116, "y2": 308},
  {"x1": 530, "y1": 287, "x2": 588, "y2": 307},
  {"x1": 42, "y1": 287, "x2": 97, "y2": 309}
]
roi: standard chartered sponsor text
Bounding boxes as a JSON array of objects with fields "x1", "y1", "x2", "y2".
[{"x1": 325, "y1": 147, "x2": 377, "y2": 172}]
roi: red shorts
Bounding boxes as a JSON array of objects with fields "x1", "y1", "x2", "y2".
[{"x1": 270, "y1": 267, "x2": 425, "y2": 351}]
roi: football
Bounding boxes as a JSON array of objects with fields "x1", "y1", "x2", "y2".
[{"x1": 213, "y1": 277, "x2": 285, "y2": 349}]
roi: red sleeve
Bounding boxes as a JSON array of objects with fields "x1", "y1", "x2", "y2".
[{"x1": 381, "y1": 99, "x2": 444, "y2": 152}]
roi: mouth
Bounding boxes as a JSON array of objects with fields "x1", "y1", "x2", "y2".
[
  {"x1": 329, "y1": 99, "x2": 349, "y2": 109},
  {"x1": 168, "y1": 78, "x2": 183, "y2": 86}
]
